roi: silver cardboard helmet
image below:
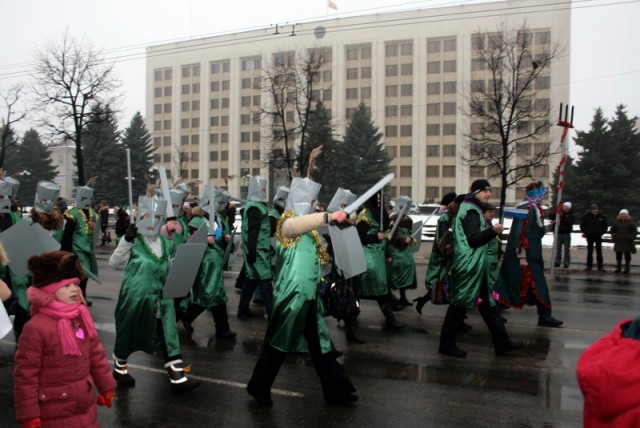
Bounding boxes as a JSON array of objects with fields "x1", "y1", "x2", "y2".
[
  {"x1": 0, "y1": 180, "x2": 13, "y2": 213},
  {"x1": 34, "y1": 181, "x2": 61, "y2": 213},
  {"x1": 168, "y1": 187, "x2": 189, "y2": 215},
  {"x1": 4, "y1": 177, "x2": 20, "y2": 199},
  {"x1": 272, "y1": 186, "x2": 289, "y2": 210},
  {"x1": 75, "y1": 186, "x2": 93, "y2": 210},
  {"x1": 393, "y1": 195, "x2": 413, "y2": 214},
  {"x1": 137, "y1": 196, "x2": 167, "y2": 237},
  {"x1": 215, "y1": 189, "x2": 231, "y2": 213},
  {"x1": 327, "y1": 187, "x2": 357, "y2": 212},
  {"x1": 197, "y1": 184, "x2": 218, "y2": 219},
  {"x1": 247, "y1": 176, "x2": 267, "y2": 202},
  {"x1": 285, "y1": 177, "x2": 322, "y2": 216}
]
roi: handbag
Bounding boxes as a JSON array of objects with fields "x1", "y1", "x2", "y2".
[
  {"x1": 431, "y1": 280, "x2": 450, "y2": 305},
  {"x1": 320, "y1": 268, "x2": 360, "y2": 320},
  {"x1": 436, "y1": 229, "x2": 454, "y2": 260}
]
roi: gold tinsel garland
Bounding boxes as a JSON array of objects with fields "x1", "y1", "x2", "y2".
[{"x1": 275, "y1": 210, "x2": 330, "y2": 265}]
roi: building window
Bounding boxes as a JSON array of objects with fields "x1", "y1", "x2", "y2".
[
  {"x1": 221, "y1": 98, "x2": 229, "y2": 108},
  {"x1": 164, "y1": 86, "x2": 172, "y2": 96},
  {"x1": 426, "y1": 186, "x2": 439, "y2": 198},
  {"x1": 386, "y1": 44, "x2": 398, "y2": 57},
  {"x1": 427, "y1": 40, "x2": 440, "y2": 53},
  {"x1": 211, "y1": 81, "x2": 220, "y2": 92},
  {"x1": 191, "y1": 118, "x2": 200, "y2": 128},
  {"x1": 210, "y1": 134, "x2": 218, "y2": 144},
  {"x1": 164, "y1": 103, "x2": 172, "y2": 113},
  {"x1": 209, "y1": 151, "x2": 218, "y2": 161},
  {"x1": 426, "y1": 124, "x2": 440, "y2": 136},
  {"x1": 192, "y1": 83, "x2": 200, "y2": 93},
  {"x1": 400, "y1": 105, "x2": 412, "y2": 116},
  {"x1": 361, "y1": 46, "x2": 372, "y2": 59},
  {"x1": 535, "y1": 98, "x2": 550, "y2": 112},
  {"x1": 400, "y1": 145, "x2": 412, "y2": 157},
  {"x1": 323, "y1": 70, "x2": 332, "y2": 81},
  {"x1": 346, "y1": 68, "x2": 358, "y2": 79},
  {"x1": 426, "y1": 166, "x2": 439, "y2": 177},
  {"x1": 182, "y1": 66, "x2": 190, "y2": 78},
  {"x1": 443, "y1": 81, "x2": 457, "y2": 93},
  {"x1": 191, "y1": 152, "x2": 199, "y2": 161},
  {"x1": 385, "y1": 106, "x2": 398, "y2": 117},
  {"x1": 400, "y1": 84, "x2": 413, "y2": 96},
  {"x1": 361, "y1": 87, "x2": 371, "y2": 99},
  {"x1": 443, "y1": 124, "x2": 456, "y2": 135},
  {"x1": 427, "y1": 61, "x2": 440, "y2": 74},
  {"x1": 427, "y1": 83, "x2": 440, "y2": 95},
  {"x1": 154, "y1": 70, "x2": 163, "y2": 81},
  {"x1": 181, "y1": 101, "x2": 189, "y2": 112},
  {"x1": 385, "y1": 85, "x2": 398, "y2": 97},
  {"x1": 323, "y1": 89, "x2": 332, "y2": 101},
  {"x1": 361, "y1": 66, "x2": 371, "y2": 79},
  {"x1": 220, "y1": 116, "x2": 229, "y2": 126},
  {"x1": 443, "y1": 145, "x2": 456, "y2": 156},
  {"x1": 154, "y1": 87, "x2": 162, "y2": 98},
  {"x1": 442, "y1": 166, "x2": 455, "y2": 177},
  {"x1": 386, "y1": 146, "x2": 397, "y2": 157},
  {"x1": 471, "y1": 59, "x2": 486, "y2": 70},
  {"x1": 535, "y1": 76, "x2": 551, "y2": 89},
  {"x1": 241, "y1": 96, "x2": 251, "y2": 107},
  {"x1": 401, "y1": 43, "x2": 413, "y2": 55},
  {"x1": 241, "y1": 78, "x2": 251, "y2": 89},
  {"x1": 222, "y1": 80, "x2": 230, "y2": 91},
  {"x1": 191, "y1": 135, "x2": 199, "y2": 145},
  {"x1": 401, "y1": 63, "x2": 413, "y2": 76},
  {"x1": 400, "y1": 166, "x2": 412, "y2": 177},
  {"x1": 221, "y1": 133, "x2": 229, "y2": 143},
  {"x1": 180, "y1": 135, "x2": 189, "y2": 145},
  {"x1": 443, "y1": 39, "x2": 456, "y2": 52},
  {"x1": 163, "y1": 137, "x2": 171, "y2": 146},
  {"x1": 535, "y1": 31, "x2": 551, "y2": 44},
  {"x1": 153, "y1": 137, "x2": 161, "y2": 147},
  {"x1": 163, "y1": 119, "x2": 171, "y2": 130},
  {"x1": 210, "y1": 116, "x2": 219, "y2": 127},
  {"x1": 443, "y1": 60, "x2": 456, "y2": 73},
  {"x1": 427, "y1": 103, "x2": 440, "y2": 116},
  {"x1": 182, "y1": 84, "x2": 190, "y2": 95},
  {"x1": 154, "y1": 104, "x2": 162, "y2": 114},
  {"x1": 400, "y1": 125, "x2": 412, "y2": 137},
  {"x1": 346, "y1": 48, "x2": 358, "y2": 60},
  {"x1": 385, "y1": 125, "x2": 398, "y2": 137},
  {"x1": 471, "y1": 80, "x2": 485, "y2": 92},
  {"x1": 385, "y1": 65, "x2": 398, "y2": 77}
]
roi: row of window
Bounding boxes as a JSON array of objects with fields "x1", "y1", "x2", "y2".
[{"x1": 384, "y1": 123, "x2": 458, "y2": 137}]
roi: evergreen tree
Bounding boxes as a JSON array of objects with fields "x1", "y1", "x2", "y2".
[
  {"x1": 5, "y1": 129, "x2": 58, "y2": 207},
  {"x1": 121, "y1": 112, "x2": 154, "y2": 201},
  {"x1": 337, "y1": 102, "x2": 392, "y2": 196},
  {"x1": 82, "y1": 103, "x2": 128, "y2": 205},
  {"x1": 564, "y1": 106, "x2": 640, "y2": 217},
  {"x1": 302, "y1": 101, "x2": 341, "y2": 202}
]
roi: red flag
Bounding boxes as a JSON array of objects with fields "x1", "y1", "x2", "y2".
[{"x1": 328, "y1": 0, "x2": 337, "y2": 10}]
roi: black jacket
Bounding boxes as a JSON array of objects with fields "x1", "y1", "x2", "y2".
[
  {"x1": 557, "y1": 210, "x2": 576, "y2": 234},
  {"x1": 580, "y1": 212, "x2": 608, "y2": 238}
]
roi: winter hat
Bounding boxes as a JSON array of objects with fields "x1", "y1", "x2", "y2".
[
  {"x1": 440, "y1": 192, "x2": 457, "y2": 206},
  {"x1": 619, "y1": 209, "x2": 629, "y2": 216},
  {"x1": 590, "y1": 204, "x2": 599, "y2": 210},
  {"x1": 562, "y1": 202, "x2": 572, "y2": 210},
  {"x1": 470, "y1": 179, "x2": 491, "y2": 194},
  {"x1": 28, "y1": 251, "x2": 84, "y2": 288}
]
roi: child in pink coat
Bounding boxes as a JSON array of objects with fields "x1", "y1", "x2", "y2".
[{"x1": 14, "y1": 251, "x2": 116, "y2": 428}]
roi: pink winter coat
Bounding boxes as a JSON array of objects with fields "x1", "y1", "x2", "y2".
[
  {"x1": 577, "y1": 319, "x2": 640, "y2": 427},
  {"x1": 14, "y1": 305, "x2": 116, "y2": 427}
]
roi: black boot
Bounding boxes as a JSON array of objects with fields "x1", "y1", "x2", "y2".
[
  {"x1": 166, "y1": 361, "x2": 200, "y2": 393},
  {"x1": 379, "y1": 302, "x2": 405, "y2": 329},
  {"x1": 113, "y1": 358, "x2": 136, "y2": 386},
  {"x1": 211, "y1": 304, "x2": 237, "y2": 339},
  {"x1": 413, "y1": 290, "x2": 431, "y2": 315},
  {"x1": 399, "y1": 289, "x2": 413, "y2": 307},
  {"x1": 345, "y1": 319, "x2": 366, "y2": 343}
]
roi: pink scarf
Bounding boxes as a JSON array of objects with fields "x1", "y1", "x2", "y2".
[{"x1": 27, "y1": 279, "x2": 97, "y2": 356}]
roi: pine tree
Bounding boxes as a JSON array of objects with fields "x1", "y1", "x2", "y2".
[
  {"x1": 302, "y1": 101, "x2": 341, "y2": 202},
  {"x1": 5, "y1": 129, "x2": 58, "y2": 207},
  {"x1": 82, "y1": 103, "x2": 128, "y2": 205},
  {"x1": 338, "y1": 102, "x2": 392, "y2": 196},
  {"x1": 564, "y1": 106, "x2": 640, "y2": 217},
  {"x1": 121, "y1": 112, "x2": 154, "y2": 202}
]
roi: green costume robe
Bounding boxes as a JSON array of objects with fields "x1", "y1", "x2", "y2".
[
  {"x1": 189, "y1": 216, "x2": 228, "y2": 308},
  {"x1": 425, "y1": 212, "x2": 453, "y2": 290},
  {"x1": 495, "y1": 202, "x2": 551, "y2": 309},
  {"x1": 242, "y1": 201, "x2": 272, "y2": 280},
  {"x1": 0, "y1": 213, "x2": 29, "y2": 311},
  {"x1": 387, "y1": 218, "x2": 416, "y2": 290},
  {"x1": 64, "y1": 207, "x2": 98, "y2": 275},
  {"x1": 113, "y1": 235, "x2": 180, "y2": 359},
  {"x1": 266, "y1": 212, "x2": 332, "y2": 353},
  {"x1": 357, "y1": 208, "x2": 388, "y2": 297},
  {"x1": 449, "y1": 201, "x2": 497, "y2": 308}
]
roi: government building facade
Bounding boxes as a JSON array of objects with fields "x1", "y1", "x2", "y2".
[{"x1": 146, "y1": 0, "x2": 571, "y2": 204}]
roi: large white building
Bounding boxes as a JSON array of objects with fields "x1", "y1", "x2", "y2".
[{"x1": 146, "y1": 0, "x2": 571, "y2": 203}]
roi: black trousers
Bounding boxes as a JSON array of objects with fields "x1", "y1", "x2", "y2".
[
  {"x1": 440, "y1": 280, "x2": 511, "y2": 352},
  {"x1": 184, "y1": 302, "x2": 231, "y2": 334},
  {"x1": 247, "y1": 300, "x2": 356, "y2": 401},
  {"x1": 586, "y1": 237, "x2": 603, "y2": 269}
]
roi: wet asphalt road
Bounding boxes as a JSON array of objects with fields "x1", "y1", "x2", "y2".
[{"x1": 1, "y1": 244, "x2": 638, "y2": 427}]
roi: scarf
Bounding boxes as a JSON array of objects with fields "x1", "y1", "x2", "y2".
[{"x1": 27, "y1": 279, "x2": 97, "y2": 356}]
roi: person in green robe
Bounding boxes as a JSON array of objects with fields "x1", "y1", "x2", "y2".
[
  {"x1": 356, "y1": 193, "x2": 404, "y2": 329},
  {"x1": 247, "y1": 177, "x2": 357, "y2": 406},
  {"x1": 61, "y1": 186, "x2": 98, "y2": 304},
  {"x1": 109, "y1": 196, "x2": 199, "y2": 394},
  {"x1": 179, "y1": 203, "x2": 236, "y2": 339},
  {"x1": 495, "y1": 180, "x2": 563, "y2": 328},
  {"x1": 387, "y1": 212, "x2": 416, "y2": 306},
  {"x1": 439, "y1": 179, "x2": 522, "y2": 358}
]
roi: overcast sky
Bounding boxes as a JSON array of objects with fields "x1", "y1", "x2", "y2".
[{"x1": 1, "y1": 0, "x2": 639, "y2": 155}]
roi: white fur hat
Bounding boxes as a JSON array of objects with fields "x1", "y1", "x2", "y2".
[
  {"x1": 562, "y1": 201, "x2": 572, "y2": 209},
  {"x1": 619, "y1": 209, "x2": 629, "y2": 216}
]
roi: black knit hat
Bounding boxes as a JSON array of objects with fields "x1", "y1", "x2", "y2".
[
  {"x1": 471, "y1": 179, "x2": 491, "y2": 194},
  {"x1": 440, "y1": 192, "x2": 457, "y2": 206},
  {"x1": 453, "y1": 194, "x2": 466, "y2": 205}
]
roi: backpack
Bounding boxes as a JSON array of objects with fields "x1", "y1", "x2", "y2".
[{"x1": 436, "y1": 228, "x2": 454, "y2": 260}]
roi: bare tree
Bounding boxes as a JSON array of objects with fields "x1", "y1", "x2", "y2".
[
  {"x1": 461, "y1": 23, "x2": 562, "y2": 214},
  {"x1": 0, "y1": 84, "x2": 28, "y2": 168},
  {"x1": 31, "y1": 29, "x2": 120, "y2": 185},
  {"x1": 261, "y1": 48, "x2": 330, "y2": 182}
]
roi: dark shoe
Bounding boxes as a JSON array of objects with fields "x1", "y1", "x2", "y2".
[
  {"x1": 385, "y1": 316, "x2": 405, "y2": 329},
  {"x1": 584, "y1": 267, "x2": 592, "y2": 271},
  {"x1": 216, "y1": 330, "x2": 237, "y2": 339},
  {"x1": 113, "y1": 360, "x2": 136, "y2": 387},
  {"x1": 247, "y1": 384, "x2": 273, "y2": 405},
  {"x1": 252, "y1": 298, "x2": 264, "y2": 306},
  {"x1": 460, "y1": 321, "x2": 473, "y2": 331},
  {"x1": 326, "y1": 394, "x2": 359, "y2": 405},
  {"x1": 439, "y1": 346, "x2": 467, "y2": 358},
  {"x1": 167, "y1": 362, "x2": 200, "y2": 393},
  {"x1": 238, "y1": 311, "x2": 259, "y2": 319},
  {"x1": 538, "y1": 317, "x2": 563, "y2": 327},
  {"x1": 495, "y1": 340, "x2": 524, "y2": 356},
  {"x1": 554, "y1": 263, "x2": 560, "y2": 268},
  {"x1": 564, "y1": 265, "x2": 569, "y2": 269},
  {"x1": 413, "y1": 291, "x2": 431, "y2": 315},
  {"x1": 182, "y1": 318, "x2": 194, "y2": 333},
  {"x1": 345, "y1": 329, "x2": 366, "y2": 344},
  {"x1": 399, "y1": 297, "x2": 413, "y2": 307},
  {"x1": 624, "y1": 268, "x2": 630, "y2": 274},
  {"x1": 615, "y1": 269, "x2": 621, "y2": 273},
  {"x1": 598, "y1": 268, "x2": 606, "y2": 273}
]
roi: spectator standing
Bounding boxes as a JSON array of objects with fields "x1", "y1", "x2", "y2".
[
  {"x1": 554, "y1": 201, "x2": 575, "y2": 268},
  {"x1": 114, "y1": 206, "x2": 131, "y2": 245},
  {"x1": 580, "y1": 204, "x2": 608, "y2": 272},
  {"x1": 99, "y1": 200, "x2": 111, "y2": 245},
  {"x1": 610, "y1": 209, "x2": 637, "y2": 274}
]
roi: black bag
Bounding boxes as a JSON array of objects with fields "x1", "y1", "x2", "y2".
[
  {"x1": 436, "y1": 229, "x2": 454, "y2": 260},
  {"x1": 320, "y1": 271, "x2": 359, "y2": 320}
]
